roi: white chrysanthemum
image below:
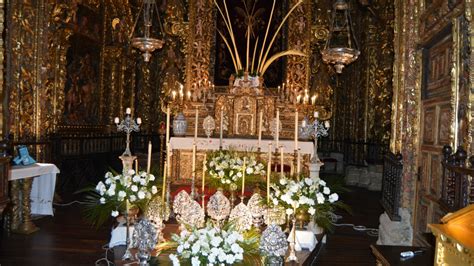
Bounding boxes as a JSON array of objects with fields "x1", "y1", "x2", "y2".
[
  {"x1": 118, "y1": 191, "x2": 126, "y2": 198},
  {"x1": 236, "y1": 172, "x2": 242, "y2": 178},
  {"x1": 138, "y1": 191, "x2": 146, "y2": 199},
  {"x1": 191, "y1": 256, "x2": 200, "y2": 266},
  {"x1": 140, "y1": 179, "x2": 147, "y2": 186},
  {"x1": 106, "y1": 188, "x2": 115, "y2": 197},
  {"x1": 95, "y1": 181, "x2": 106, "y2": 193},
  {"x1": 111, "y1": 210, "x2": 119, "y2": 217},
  {"x1": 131, "y1": 185, "x2": 138, "y2": 192},
  {"x1": 226, "y1": 254, "x2": 236, "y2": 264},
  {"x1": 304, "y1": 178, "x2": 313, "y2": 186},
  {"x1": 246, "y1": 167, "x2": 253, "y2": 174},
  {"x1": 127, "y1": 169, "x2": 135, "y2": 176},
  {"x1": 329, "y1": 193, "x2": 339, "y2": 203},
  {"x1": 273, "y1": 198, "x2": 279, "y2": 206},
  {"x1": 149, "y1": 174, "x2": 155, "y2": 181},
  {"x1": 169, "y1": 254, "x2": 180, "y2": 266},
  {"x1": 286, "y1": 208, "x2": 294, "y2": 215},
  {"x1": 99, "y1": 197, "x2": 106, "y2": 204},
  {"x1": 191, "y1": 242, "x2": 201, "y2": 254},
  {"x1": 132, "y1": 175, "x2": 140, "y2": 183},
  {"x1": 323, "y1": 186, "x2": 331, "y2": 195},
  {"x1": 279, "y1": 178, "x2": 287, "y2": 185},
  {"x1": 129, "y1": 195, "x2": 137, "y2": 202},
  {"x1": 308, "y1": 207, "x2": 316, "y2": 215},
  {"x1": 319, "y1": 179, "x2": 326, "y2": 186},
  {"x1": 105, "y1": 178, "x2": 112, "y2": 185},
  {"x1": 210, "y1": 236, "x2": 223, "y2": 247},
  {"x1": 151, "y1": 186, "x2": 158, "y2": 194},
  {"x1": 316, "y1": 192, "x2": 325, "y2": 204},
  {"x1": 140, "y1": 171, "x2": 147, "y2": 177}
]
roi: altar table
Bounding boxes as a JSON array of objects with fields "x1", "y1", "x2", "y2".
[
  {"x1": 169, "y1": 137, "x2": 313, "y2": 184},
  {"x1": 9, "y1": 163, "x2": 59, "y2": 234}
]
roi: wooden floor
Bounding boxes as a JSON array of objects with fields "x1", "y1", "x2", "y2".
[{"x1": 0, "y1": 186, "x2": 382, "y2": 265}]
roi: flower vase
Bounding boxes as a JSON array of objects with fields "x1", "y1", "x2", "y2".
[{"x1": 295, "y1": 208, "x2": 310, "y2": 229}]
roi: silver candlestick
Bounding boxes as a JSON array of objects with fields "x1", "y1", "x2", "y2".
[
  {"x1": 300, "y1": 113, "x2": 330, "y2": 164},
  {"x1": 115, "y1": 107, "x2": 142, "y2": 157}
]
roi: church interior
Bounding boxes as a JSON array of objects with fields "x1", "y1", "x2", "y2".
[{"x1": 0, "y1": 0, "x2": 473, "y2": 265}]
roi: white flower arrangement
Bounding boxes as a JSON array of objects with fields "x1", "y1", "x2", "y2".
[
  {"x1": 207, "y1": 151, "x2": 265, "y2": 190},
  {"x1": 95, "y1": 169, "x2": 159, "y2": 216},
  {"x1": 270, "y1": 176, "x2": 339, "y2": 218},
  {"x1": 169, "y1": 224, "x2": 247, "y2": 266}
]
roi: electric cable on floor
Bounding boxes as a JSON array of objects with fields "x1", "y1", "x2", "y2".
[
  {"x1": 95, "y1": 244, "x2": 114, "y2": 266},
  {"x1": 53, "y1": 200, "x2": 86, "y2": 206},
  {"x1": 329, "y1": 213, "x2": 379, "y2": 237}
]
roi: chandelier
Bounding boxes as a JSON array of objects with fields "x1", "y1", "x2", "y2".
[
  {"x1": 321, "y1": 0, "x2": 360, "y2": 74},
  {"x1": 130, "y1": 0, "x2": 165, "y2": 62}
]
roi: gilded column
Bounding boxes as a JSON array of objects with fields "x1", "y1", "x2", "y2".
[
  {"x1": 287, "y1": 0, "x2": 311, "y2": 94},
  {"x1": 0, "y1": 0, "x2": 4, "y2": 136}
]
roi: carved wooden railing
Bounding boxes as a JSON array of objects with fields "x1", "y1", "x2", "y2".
[
  {"x1": 318, "y1": 138, "x2": 389, "y2": 166},
  {"x1": 440, "y1": 145, "x2": 474, "y2": 212},
  {"x1": 380, "y1": 152, "x2": 403, "y2": 221}
]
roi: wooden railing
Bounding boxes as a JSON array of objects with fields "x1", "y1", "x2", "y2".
[
  {"x1": 380, "y1": 152, "x2": 403, "y2": 221},
  {"x1": 318, "y1": 138, "x2": 389, "y2": 166},
  {"x1": 440, "y1": 145, "x2": 474, "y2": 212}
]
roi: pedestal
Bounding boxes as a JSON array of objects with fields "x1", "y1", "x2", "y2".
[
  {"x1": 309, "y1": 162, "x2": 324, "y2": 180},
  {"x1": 377, "y1": 208, "x2": 413, "y2": 246},
  {"x1": 13, "y1": 178, "x2": 39, "y2": 234},
  {"x1": 120, "y1": 155, "x2": 137, "y2": 174}
]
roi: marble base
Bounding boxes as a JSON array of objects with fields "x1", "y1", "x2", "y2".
[
  {"x1": 309, "y1": 162, "x2": 324, "y2": 180},
  {"x1": 377, "y1": 208, "x2": 413, "y2": 246},
  {"x1": 345, "y1": 164, "x2": 383, "y2": 191}
]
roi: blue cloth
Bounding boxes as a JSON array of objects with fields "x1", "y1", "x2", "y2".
[{"x1": 13, "y1": 146, "x2": 36, "y2": 165}]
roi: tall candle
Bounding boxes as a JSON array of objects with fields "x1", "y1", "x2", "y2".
[
  {"x1": 219, "y1": 108, "x2": 224, "y2": 148},
  {"x1": 192, "y1": 144, "x2": 197, "y2": 179},
  {"x1": 162, "y1": 161, "x2": 167, "y2": 201},
  {"x1": 194, "y1": 107, "x2": 199, "y2": 141},
  {"x1": 167, "y1": 145, "x2": 172, "y2": 180},
  {"x1": 294, "y1": 110, "x2": 298, "y2": 151},
  {"x1": 267, "y1": 143, "x2": 272, "y2": 204},
  {"x1": 258, "y1": 111, "x2": 263, "y2": 148},
  {"x1": 147, "y1": 141, "x2": 152, "y2": 173},
  {"x1": 280, "y1": 146, "x2": 284, "y2": 178},
  {"x1": 135, "y1": 159, "x2": 139, "y2": 173},
  {"x1": 242, "y1": 157, "x2": 247, "y2": 196},
  {"x1": 275, "y1": 109, "x2": 280, "y2": 148},
  {"x1": 202, "y1": 154, "x2": 207, "y2": 193}
]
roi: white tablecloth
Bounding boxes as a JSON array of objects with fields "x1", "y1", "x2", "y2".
[
  {"x1": 9, "y1": 163, "x2": 60, "y2": 216},
  {"x1": 170, "y1": 137, "x2": 314, "y2": 155}
]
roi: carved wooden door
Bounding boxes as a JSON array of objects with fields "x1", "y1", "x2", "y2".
[{"x1": 414, "y1": 30, "x2": 454, "y2": 245}]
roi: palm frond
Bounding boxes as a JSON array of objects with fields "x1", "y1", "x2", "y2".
[{"x1": 260, "y1": 50, "x2": 306, "y2": 75}]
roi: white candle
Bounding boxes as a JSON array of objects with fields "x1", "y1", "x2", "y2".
[
  {"x1": 136, "y1": 117, "x2": 142, "y2": 125},
  {"x1": 147, "y1": 141, "x2": 152, "y2": 173},
  {"x1": 258, "y1": 111, "x2": 263, "y2": 148},
  {"x1": 192, "y1": 144, "x2": 197, "y2": 179},
  {"x1": 162, "y1": 161, "x2": 167, "y2": 201},
  {"x1": 280, "y1": 146, "x2": 284, "y2": 178},
  {"x1": 242, "y1": 157, "x2": 246, "y2": 196},
  {"x1": 311, "y1": 95, "x2": 316, "y2": 105},
  {"x1": 219, "y1": 108, "x2": 224, "y2": 148},
  {"x1": 314, "y1": 111, "x2": 319, "y2": 118},
  {"x1": 325, "y1": 120, "x2": 331, "y2": 128},
  {"x1": 194, "y1": 108, "x2": 199, "y2": 141},
  {"x1": 202, "y1": 154, "x2": 207, "y2": 193},
  {"x1": 294, "y1": 110, "x2": 298, "y2": 150},
  {"x1": 167, "y1": 145, "x2": 172, "y2": 179},
  {"x1": 267, "y1": 143, "x2": 272, "y2": 204},
  {"x1": 135, "y1": 159, "x2": 139, "y2": 173},
  {"x1": 275, "y1": 109, "x2": 280, "y2": 148},
  {"x1": 126, "y1": 107, "x2": 131, "y2": 114}
]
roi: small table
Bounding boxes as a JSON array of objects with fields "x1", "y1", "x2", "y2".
[
  {"x1": 370, "y1": 244, "x2": 434, "y2": 266},
  {"x1": 9, "y1": 163, "x2": 59, "y2": 234}
]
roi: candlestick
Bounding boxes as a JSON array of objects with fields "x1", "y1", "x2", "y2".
[
  {"x1": 147, "y1": 141, "x2": 152, "y2": 173},
  {"x1": 194, "y1": 108, "x2": 199, "y2": 141},
  {"x1": 275, "y1": 109, "x2": 280, "y2": 148},
  {"x1": 258, "y1": 111, "x2": 263, "y2": 148},
  {"x1": 267, "y1": 143, "x2": 272, "y2": 204},
  {"x1": 165, "y1": 107, "x2": 170, "y2": 144},
  {"x1": 294, "y1": 110, "x2": 298, "y2": 150},
  {"x1": 191, "y1": 143, "x2": 197, "y2": 198},
  {"x1": 202, "y1": 154, "x2": 207, "y2": 193},
  {"x1": 280, "y1": 146, "x2": 284, "y2": 178},
  {"x1": 219, "y1": 108, "x2": 224, "y2": 149},
  {"x1": 162, "y1": 161, "x2": 167, "y2": 202},
  {"x1": 297, "y1": 148, "x2": 301, "y2": 176},
  {"x1": 241, "y1": 157, "x2": 247, "y2": 196}
]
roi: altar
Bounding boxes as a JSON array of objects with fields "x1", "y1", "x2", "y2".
[{"x1": 169, "y1": 137, "x2": 313, "y2": 185}]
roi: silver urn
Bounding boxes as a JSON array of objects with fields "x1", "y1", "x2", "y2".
[{"x1": 172, "y1": 112, "x2": 187, "y2": 136}]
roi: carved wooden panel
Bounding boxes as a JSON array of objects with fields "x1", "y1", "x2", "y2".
[
  {"x1": 423, "y1": 108, "x2": 436, "y2": 145},
  {"x1": 424, "y1": 34, "x2": 452, "y2": 99},
  {"x1": 430, "y1": 154, "x2": 442, "y2": 196}
]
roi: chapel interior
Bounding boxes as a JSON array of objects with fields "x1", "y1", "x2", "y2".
[{"x1": 0, "y1": 0, "x2": 473, "y2": 265}]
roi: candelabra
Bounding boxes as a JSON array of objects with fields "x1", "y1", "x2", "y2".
[
  {"x1": 115, "y1": 107, "x2": 142, "y2": 157},
  {"x1": 300, "y1": 112, "x2": 330, "y2": 164}
]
